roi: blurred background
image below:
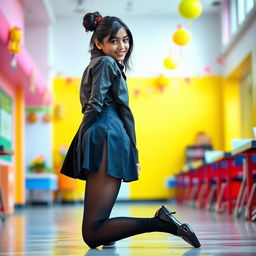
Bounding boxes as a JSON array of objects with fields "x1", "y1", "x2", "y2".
[{"x1": 0, "y1": 0, "x2": 255, "y2": 212}]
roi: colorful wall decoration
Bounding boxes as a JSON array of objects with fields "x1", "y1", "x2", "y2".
[{"x1": 0, "y1": 88, "x2": 13, "y2": 162}]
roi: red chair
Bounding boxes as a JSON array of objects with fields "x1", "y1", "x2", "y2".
[
  {"x1": 185, "y1": 162, "x2": 202, "y2": 206},
  {"x1": 233, "y1": 152, "x2": 256, "y2": 220},
  {"x1": 196, "y1": 163, "x2": 216, "y2": 209},
  {"x1": 176, "y1": 171, "x2": 187, "y2": 204},
  {"x1": 215, "y1": 153, "x2": 243, "y2": 215}
]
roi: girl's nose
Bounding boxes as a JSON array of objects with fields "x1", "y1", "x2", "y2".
[{"x1": 118, "y1": 41, "x2": 124, "y2": 49}]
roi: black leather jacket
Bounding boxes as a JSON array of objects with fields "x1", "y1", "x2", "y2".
[{"x1": 79, "y1": 49, "x2": 138, "y2": 161}]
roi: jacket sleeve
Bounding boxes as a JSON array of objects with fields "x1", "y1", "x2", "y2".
[{"x1": 82, "y1": 57, "x2": 117, "y2": 131}]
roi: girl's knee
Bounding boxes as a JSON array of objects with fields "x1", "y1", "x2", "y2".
[{"x1": 82, "y1": 229, "x2": 99, "y2": 248}]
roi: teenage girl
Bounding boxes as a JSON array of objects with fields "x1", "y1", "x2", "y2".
[{"x1": 60, "y1": 11, "x2": 201, "y2": 249}]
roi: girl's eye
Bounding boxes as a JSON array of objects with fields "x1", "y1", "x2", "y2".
[
  {"x1": 123, "y1": 38, "x2": 129, "y2": 43},
  {"x1": 111, "y1": 40, "x2": 117, "y2": 44}
]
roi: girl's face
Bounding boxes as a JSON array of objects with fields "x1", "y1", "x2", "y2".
[{"x1": 95, "y1": 27, "x2": 130, "y2": 62}]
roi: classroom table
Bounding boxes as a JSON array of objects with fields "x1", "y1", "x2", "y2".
[{"x1": 232, "y1": 140, "x2": 256, "y2": 220}]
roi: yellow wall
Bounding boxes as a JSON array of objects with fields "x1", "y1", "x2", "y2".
[
  {"x1": 52, "y1": 76, "x2": 224, "y2": 200},
  {"x1": 52, "y1": 78, "x2": 85, "y2": 200},
  {"x1": 222, "y1": 53, "x2": 254, "y2": 150},
  {"x1": 222, "y1": 78, "x2": 241, "y2": 150},
  {"x1": 128, "y1": 76, "x2": 223, "y2": 199}
]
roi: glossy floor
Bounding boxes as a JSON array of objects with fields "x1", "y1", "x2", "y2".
[{"x1": 0, "y1": 202, "x2": 256, "y2": 256}]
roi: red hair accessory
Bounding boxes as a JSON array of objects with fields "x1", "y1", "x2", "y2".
[{"x1": 96, "y1": 17, "x2": 102, "y2": 23}]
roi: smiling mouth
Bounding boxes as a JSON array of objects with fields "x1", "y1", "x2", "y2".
[{"x1": 116, "y1": 52, "x2": 126, "y2": 57}]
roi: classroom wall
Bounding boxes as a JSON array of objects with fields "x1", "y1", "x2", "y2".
[
  {"x1": 52, "y1": 78, "x2": 84, "y2": 200},
  {"x1": 51, "y1": 14, "x2": 221, "y2": 78},
  {"x1": 25, "y1": 107, "x2": 52, "y2": 173},
  {"x1": 0, "y1": 72, "x2": 25, "y2": 206},
  {"x1": 0, "y1": 0, "x2": 26, "y2": 206},
  {"x1": 129, "y1": 76, "x2": 223, "y2": 199},
  {"x1": 221, "y1": 8, "x2": 256, "y2": 150},
  {"x1": 25, "y1": 24, "x2": 50, "y2": 80},
  {"x1": 50, "y1": 12, "x2": 224, "y2": 200},
  {"x1": 0, "y1": 0, "x2": 53, "y2": 206},
  {"x1": 52, "y1": 75, "x2": 223, "y2": 200},
  {"x1": 0, "y1": 0, "x2": 24, "y2": 30},
  {"x1": 0, "y1": 73, "x2": 16, "y2": 167}
]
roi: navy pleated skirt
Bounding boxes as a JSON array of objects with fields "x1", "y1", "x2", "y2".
[{"x1": 60, "y1": 106, "x2": 138, "y2": 182}]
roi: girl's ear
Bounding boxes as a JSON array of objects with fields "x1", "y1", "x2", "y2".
[{"x1": 95, "y1": 39, "x2": 102, "y2": 50}]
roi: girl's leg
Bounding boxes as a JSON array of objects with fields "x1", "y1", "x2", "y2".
[{"x1": 82, "y1": 140, "x2": 178, "y2": 248}]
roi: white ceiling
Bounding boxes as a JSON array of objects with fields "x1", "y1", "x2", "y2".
[{"x1": 49, "y1": 0, "x2": 223, "y2": 18}]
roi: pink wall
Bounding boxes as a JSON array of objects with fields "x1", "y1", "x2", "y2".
[
  {"x1": 0, "y1": 71, "x2": 16, "y2": 98},
  {"x1": 0, "y1": 0, "x2": 24, "y2": 32},
  {"x1": 0, "y1": 2, "x2": 50, "y2": 106}
]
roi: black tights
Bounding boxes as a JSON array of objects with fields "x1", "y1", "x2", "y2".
[{"x1": 82, "y1": 141, "x2": 177, "y2": 248}]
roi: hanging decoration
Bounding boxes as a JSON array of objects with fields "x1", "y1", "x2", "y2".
[
  {"x1": 178, "y1": 0, "x2": 203, "y2": 20},
  {"x1": 42, "y1": 113, "x2": 51, "y2": 123},
  {"x1": 8, "y1": 27, "x2": 22, "y2": 70},
  {"x1": 133, "y1": 89, "x2": 141, "y2": 98},
  {"x1": 172, "y1": 25, "x2": 191, "y2": 46},
  {"x1": 215, "y1": 56, "x2": 224, "y2": 65},
  {"x1": 203, "y1": 65, "x2": 212, "y2": 75},
  {"x1": 155, "y1": 74, "x2": 169, "y2": 93},
  {"x1": 163, "y1": 54, "x2": 178, "y2": 70},
  {"x1": 184, "y1": 77, "x2": 191, "y2": 84},
  {"x1": 8, "y1": 27, "x2": 22, "y2": 54},
  {"x1": 66, "y1": 77, "x2": 73, "y2": 85},
  {"x1": 27, "y1": 112, "x2": 38, "y2": 123},
  {"x1": 10, "y1": 56, "x2": 17, "y2": 71}
]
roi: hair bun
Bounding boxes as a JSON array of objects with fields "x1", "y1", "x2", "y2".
[{"x1": 83, "y1": 12, "x2": 102, "y2": 32}]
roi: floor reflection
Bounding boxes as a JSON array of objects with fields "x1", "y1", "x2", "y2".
[
  {"x1": 85, "y1": 247, "x2": 119, "y2": 256},
  {"x1": 0, "y1": 203, "x2": 256, "y2": 256}
]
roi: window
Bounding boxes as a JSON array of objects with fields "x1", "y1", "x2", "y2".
[
  {"x1": 230, "y1": 0, "x2": 238, "y2": 35},
  {"x1": 237, "y1": 0, "x2": 246, "y2": 25},
  {"x1": 222, "y1": 0, "x2": 256, "y2": 45},
  {"x1": 245, "y1": 0, "x2": 255, "y2": 14}
]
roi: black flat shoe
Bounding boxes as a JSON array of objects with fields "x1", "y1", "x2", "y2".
[
  {"x1": 102, "y1": 241, "x2": 116, "y2": 247},
  {"x1": 155, "y1": 205, "x2": 201, "y2": 248}
]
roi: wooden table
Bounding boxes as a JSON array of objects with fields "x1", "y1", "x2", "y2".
[{"x1": 232, "y1": 140, "x2": 256, "y2": 220}]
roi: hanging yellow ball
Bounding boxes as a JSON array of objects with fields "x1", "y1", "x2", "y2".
[
  {"x1": 163, "y1": 57, "x2": 178, "y2": 70},
  {"x1": 172, "y1": 26, "x2": 191, "y2": 46},
  {"x1": 179, "y1": 0, "x2": 203, "y2": 19}
]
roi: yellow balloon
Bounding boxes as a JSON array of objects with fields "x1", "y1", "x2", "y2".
[
  {"x1": 179, "y1": 0, "x2": 203, "y2": 19},
  {"x1": 163, "y1": 57, "x2": 178, "y2": 70},
  {"x1": 172, "y1": 27, "x2": 191, "y2": 46}
]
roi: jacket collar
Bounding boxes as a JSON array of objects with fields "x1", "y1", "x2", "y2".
[{"x1": 90, "y1": 49, "x2": 125, "y2": 72}]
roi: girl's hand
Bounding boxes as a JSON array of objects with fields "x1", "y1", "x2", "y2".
[{"x1": 136, "y1": 163, "x2": 141, "y2": 175}]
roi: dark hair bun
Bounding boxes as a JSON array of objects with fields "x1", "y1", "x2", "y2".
[{"x1": 83, "y1": 12, "x2": 102, "y2": 32}]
